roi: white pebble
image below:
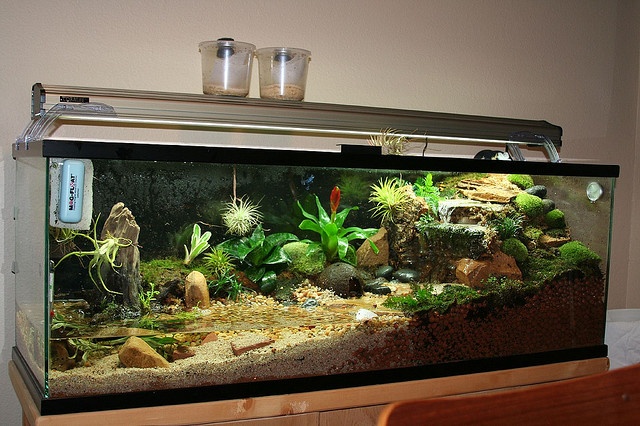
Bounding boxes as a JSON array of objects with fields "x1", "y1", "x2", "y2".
[{"x1": 355, "y1": 308, "x2": 378, "y2": 321}]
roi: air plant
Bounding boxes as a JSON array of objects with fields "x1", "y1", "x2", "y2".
[
  {"x1": 54, "y1": 217, "x2": 133, "y2": 295},
  {"x1": 221, "y1": 196, "x2": 263, "y2": 236},
  {"x1": 369, "y1": 177, "x2": 412, "y2": 224},
  {"x1": 183, "y1": 223, "x2": 211, "y2": 265},
  {"x1": 298, "y1": 186, "x2": 379, "y2": 265},
  {"x1": 368, "y1": 128, "x2": 409, "y2": 155}
]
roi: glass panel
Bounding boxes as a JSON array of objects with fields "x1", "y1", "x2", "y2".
[
  {"x1": 44, "y1": 156, "x2": 614, "y2": 398},
  {"x1": 14, "y1": 156, "x2": 49, "y2": 395}
]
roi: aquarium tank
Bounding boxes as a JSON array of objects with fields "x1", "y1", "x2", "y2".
[{"x1": 12, "y1": 84, "x2": 618, "y2": 414}]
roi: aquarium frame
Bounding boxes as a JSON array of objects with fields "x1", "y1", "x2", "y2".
[
  {"x1": 15, "y1": 83, "x2": 563, "y2": 160},
  {"x1": 14, "y1": 139, "x2": 619, "y2": 178}
]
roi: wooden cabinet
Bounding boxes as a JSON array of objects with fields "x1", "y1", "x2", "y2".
[{"x1": 10, "y1": 358, "x2": 608, "y2": 426}]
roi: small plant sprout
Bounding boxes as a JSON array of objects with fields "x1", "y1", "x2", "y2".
[
  {"x1": 183, "y1": 223, "x2": 212, "y2": 265},
  {"x1": 54, "y1": 217, "x2": 133, "y2": 295},
  {"x1": 139, "y1": 282, "x2": 159, "y2": 314}
]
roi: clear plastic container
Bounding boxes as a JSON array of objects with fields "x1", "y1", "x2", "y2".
[
  {"x1": 199, "y1": 39, "x2": 256, "y2": 96},
  {"x1": 256, "y1": 47, "x2": 311, "y2": 101}
]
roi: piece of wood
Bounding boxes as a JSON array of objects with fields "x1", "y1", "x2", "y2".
[
  {"x1": 378, "y1": 362, "x2": 640, "y2": 426},
  {"x1": 9, "y1": 358, "x2": 609, "y2": 426}
]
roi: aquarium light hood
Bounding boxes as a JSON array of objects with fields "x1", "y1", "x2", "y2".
[{"x1": 16, "y1": 83, "x2": 563, "y2": 161}]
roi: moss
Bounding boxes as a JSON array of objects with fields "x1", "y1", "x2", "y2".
[
  {"x1": 502, "y1": 238, "x2": 528, "y2": 262},
  {"x1": 282, "y1": 241, "x2": 326, "y2": 275},
  {"x1": 514, "y1": 193, "x2": 544, "y2": 218},
  {"x1": 140, "y1": 258, "x2": 186, "y2": 285},
  {"x1": 383, "y1": 284, "x2": 479, "y2": 315},
  {"x1": 545, "y1": 209, "x2": 566, "y2": 229},
  {"x1": 558, "y1": 241, "x2": 601, "y2": 266},
  {"x1": 523, "y1": 226, "x2": 543, "y2": 243},
  {"x1": 508, "y1": 174, "x2": 534, "y2": 189}
]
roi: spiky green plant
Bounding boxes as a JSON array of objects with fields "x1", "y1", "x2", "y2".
[
  {"x1": 54, "y1": 217, "x2": 133, "y2": 295},
  {"x1": 221, "y1": 196, "x2": 263, "y2": 236},
  {"x1": 369, "y1": 177, "x2": 412, "y2": 224},
  {"x1": 203, "y1": 246, "x2": 234, "y2": 278},
  {"x1": 492, "y1": 213, "x2": 524, "y2": 240}
]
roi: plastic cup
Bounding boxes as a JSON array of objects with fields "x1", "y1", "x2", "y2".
[
  {"x1": 199, "y1": 39, "x2": 256, "y2": 96},
  {"x1": 256, "y1": 47, "x2": 311, "y2": 101}
]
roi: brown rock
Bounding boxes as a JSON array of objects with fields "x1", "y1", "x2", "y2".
[
  {"x1": 457, "y1": 174, "x2": 521, "y2": 203},
  {"x1": 185, "y1": 270, "x2": 210, "y2": 309},
  {"x1": 356, "y1": 227, "x2": 389, "y2": 268},
  {"x1": 202, "y1": 332, "x2": 218, "y2": 344},
  {"x1": 231, "y1": 332, "x2": 274, "y2": 356},
  {"x1": 118, "y1": 336, "x2": 170, "y2": 368},
  {"x1": 455, "y1": 251, "x2": 522, "y2": 289},
  {"x1": 172, "y1": 346, "x2": 196, "y2": 361}
]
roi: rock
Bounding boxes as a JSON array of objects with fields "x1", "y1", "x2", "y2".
[
  {"x1": 118, "y1": 336, "x2": 170, "y2": 368},
  {"x1": 456, "y1": 174, "x2": 521, "y2": 203},
  {"x1": 542, "y1": 198, "x2": 556, "y2": 213},
  {"x1": 375, "y1": 265, "x2": 394, "y2": 280},
  {"x1": 100, "y1": 202, "x2": 141, "y2": 309},
  {"x1": 539, "y1": 234, "x2": 571, "y2": 248},
  {"x1": 231, "y1": 332, "x2": 274, "y2": 356},
  {"x1": 50, "y1": 341, "x2": 75, "y2": 371},
  {"x1": 526, "y1": 185, "x2": 547, "y2": 198},
  {"x1": 185, "y1": 270, "x2": 210, "y2": 309},
  {"x1": 355, "y1": 308, "x2": 378, "y2": 321},
  {"x1": 455, "y1": 251, "x2": 522, "y2": 289},
  {"x1": 202, "y1": 332, "x2": 218, "y2": 344},
  {"x1": 393, "y1": 268, "x2": 420, "y2": 283},
  {"x1": 364, "y1": 278, "x2": 392, "y2": 295},
  {"x1": 356, "y1": 227, "x2": 389, "y2": 267},
  {"x1": 317, "y1": 262, "x2": 364, "y2": 298},
  {"x1": 172, "y1": 346, "x2": 196, "y2": 361}
]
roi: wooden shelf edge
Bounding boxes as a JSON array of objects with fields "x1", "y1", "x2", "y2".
[{"x1": 9, "y1": 358, "x2": 609, "y2": 426}]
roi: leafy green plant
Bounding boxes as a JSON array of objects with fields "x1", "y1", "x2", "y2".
[
  {"x1": 413, "y1": 173, "x2": 440, "y2": 214},
  {"x1": 369, "y1": 177, "x2": 412, "y2": 224},
  {"x1": 139, "y1": 282, "x2": 159, "y2": 315},
  {"x1": 218, "y1": 224, "x2": 298, "y2": 293},
  {"x1": 298, "y1": 186, "x2": 379, "y2": 265},
  {"x1": 54, "y1": 216, "x2": 133, "y2": 295},
  {"x1": 203, "y1": 247, "x2": 234, "y2": 278},
  {"x1": 183, "y1": 223, "x2": 211, "y2": 265}
]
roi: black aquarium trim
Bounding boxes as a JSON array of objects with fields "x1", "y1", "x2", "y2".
[
  {"x1": 14, "y1": 345, "x2": 607, "y2": 416},
  {"x1": 19, "y1": 139, "x2": 620, "y2": 178}
]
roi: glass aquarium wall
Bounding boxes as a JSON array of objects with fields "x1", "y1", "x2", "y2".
[{"x1": 14, "y1": 140, "x2": 617, "y2": 412}]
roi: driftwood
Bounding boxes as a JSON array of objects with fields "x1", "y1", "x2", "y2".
[{"x1": 101, "y1": 202, "x2": 141, "y2": 309}]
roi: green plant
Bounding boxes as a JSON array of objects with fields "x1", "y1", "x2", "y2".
[
  {"x1": 221, "y1": 196, "x2": 263, "y2": 236},
  {"x1": 492, "y1": 213, "x2": 524, "y2": 240},
  {"x1": 413, "y1": 173, "x2": 440, "y2": 214},
  {"x1": 218, "y1": 224, "x2": 298, "y2": 293},
  {"x1": 54, "y1": 216, "x2": 133, "y2": 295},
  {"x1": 183, "y1": 223, "x2": 211, "y2": 265},
  {"x1": 369, "y1": 177, "x2": 412, "y2": 224},
  {"x1": 139, "y1": 282, "x2": 159, "y2": 315},
  {"x1": 209, "y1": 270, "x2": 244, "y2": 301},
  {"x1": 203, "y1": 247, "x2": 235, "y2": 278},
  {"x1": 298, "y1": 186, "x2": 379, "y2": 265}
]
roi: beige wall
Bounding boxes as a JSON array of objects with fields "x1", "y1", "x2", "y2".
[{"x1": 1, "y1": 0, "x2": 638, "y2": 423}]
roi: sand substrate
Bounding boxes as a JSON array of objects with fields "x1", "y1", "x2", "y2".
[{"x1": 48, "y1": 273, "x2": 606, "y2": 398}]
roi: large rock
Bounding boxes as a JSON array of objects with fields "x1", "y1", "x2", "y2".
[
  {"x1": 317, "y1": 262, "x2": 364, "y2": 298},
  {"x1": 356, "y1": 227, "x2": 389, "y2": 268},
  {"x1": 118, "y1": 336, "x2": 170, "y2": 368},
  {"x1": 185, "y1": 270, "x2": 210, "y2": 309},
  {"x1": 455, "y1": 251, "x2": 522, "y2": 289}
]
